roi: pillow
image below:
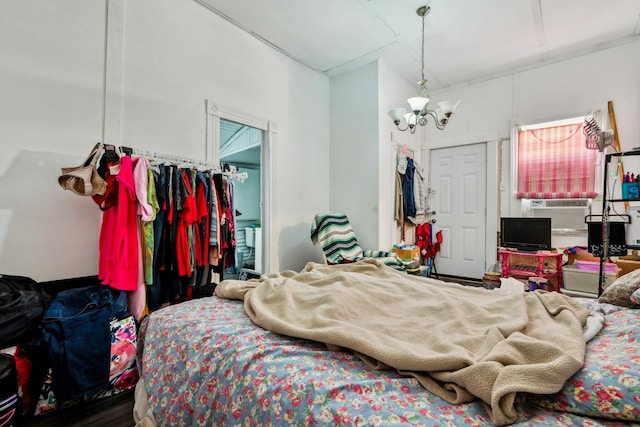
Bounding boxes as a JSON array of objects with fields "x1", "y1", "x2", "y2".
[
  {"x1": 631, "y1": 287, "x2": 640, "y2": 305},
  {"x1": 598, "y1": 268, "x2": 640, "y2": 307}
]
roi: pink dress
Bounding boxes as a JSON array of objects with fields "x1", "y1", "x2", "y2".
[{"x1": 127, "y1": 157, "x2": 152, "y2": 320}]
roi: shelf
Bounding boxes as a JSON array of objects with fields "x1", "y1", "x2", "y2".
[
  {"x1": 506, "y1": 268, "x2": 561, "y2": 278},
  {"x1": 599, "y1": 149, "x2": 640, "y2": 295},
  {"x1": 606, "y1": 151, "x2": 640, "y2": 158}
]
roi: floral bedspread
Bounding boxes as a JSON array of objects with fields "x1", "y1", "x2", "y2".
[
  {"x1": 139, "y1": 297, "x2": 637, "y2": 426},
  {"x1": 530, "y1": 298, "x2": 640, "y2": 422}
]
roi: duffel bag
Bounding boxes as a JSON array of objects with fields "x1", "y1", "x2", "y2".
[
  {"x1": 0, "y1": 275, "x2": 50, "y2": 349},
  {"x1": 0, "y1": 353, "x2": 19, "y2": 426}
]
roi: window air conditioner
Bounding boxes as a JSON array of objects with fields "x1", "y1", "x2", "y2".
[{"x1": 529, "y1": 199, "x2": 590, "y2": 231}]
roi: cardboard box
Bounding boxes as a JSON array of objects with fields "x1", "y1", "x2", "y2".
[
  {"x1": 566, "y1": 251, "x2": 600, "y2": 266},
  {"x1": 616, "y1": 256, "x2": 640, "y2": 277},
  {"x1": 392, "y1": 247, "x2": 420, "y2": 261}
]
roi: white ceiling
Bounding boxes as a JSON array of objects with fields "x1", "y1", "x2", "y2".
[{"x1": 195, "y1": 0, "x2": 640, "y2": 92}]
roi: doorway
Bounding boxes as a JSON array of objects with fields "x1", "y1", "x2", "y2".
[
  {"x1": 220, "y1": 118, "x2": 262, "y2": 273},
  {"x1": 206, "y1": 100, "x2": 274, "y2": 274},
  {"x1": 429, "y1": 143, "x2": 487, "y2": 279}
]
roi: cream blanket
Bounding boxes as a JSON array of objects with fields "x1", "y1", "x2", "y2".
[{"x1": 215, "y1": 259, "x2": 590, "y2": 426}]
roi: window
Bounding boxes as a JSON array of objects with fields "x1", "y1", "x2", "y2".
[{"x1": 516, "y1": 118, "x2": 598, "y2": 199}]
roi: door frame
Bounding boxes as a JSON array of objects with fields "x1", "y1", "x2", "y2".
[
  {"x1": 205, "y1": 99, "x2": 277, "y2": 273},
  {"x1": 421, "y1": 132, "x2": 500, "y2": 275}
]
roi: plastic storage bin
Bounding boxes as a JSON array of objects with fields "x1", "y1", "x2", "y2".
[
  {"x1": 562, "y1": 264, "x2": 619, "y2": 297},
  {"x1": 245, "y1": 227, "x2": 255, "y2": 248},
  {"x1": 622, "y1": 181, "x2": 639, "y2": 199}
]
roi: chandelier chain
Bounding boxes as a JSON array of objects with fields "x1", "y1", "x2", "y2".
[
  {"x1": 386, "y1": 5, "x2": 459, "y2": 133},
  {"x1": 421, "y1": 10, "x2": 425, "y2": 83}
]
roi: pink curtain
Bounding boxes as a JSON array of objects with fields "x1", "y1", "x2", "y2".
[{"x1": 517, "y1": 123, "x2": 598, "y2": 199}]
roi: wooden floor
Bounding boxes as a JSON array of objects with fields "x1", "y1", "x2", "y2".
[
  {"x1": 22, "y1": 389, "x2": 135, "y2": 427},
  {"x1": 436, "y1": 274, "x2": 483, "y2": 287}
]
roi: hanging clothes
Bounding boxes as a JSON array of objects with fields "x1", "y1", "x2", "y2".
[
  {"x1": 176, "y1": 169, "x2": 198, "y2": 278},
  {"x1": 195, "y1": 171, "x2": 210, "y2": 268},
  {"x1": 77, "y1": 144, "x2": 240, "y2": 316},
  {"x1": 211, "y1": 173, "x2": 237, "y2": 271},
  {"x1": 408, "y1": 159, "x2": 429, "y2": 225},
  {"x1": 209, "y1": 173, "x2": 221, "y2": 265},
  {"x1": 144, "y1": 167, "x2": 160, "y2": 285},
  {"x1": 224, "y1": 178, "x2": 237, "y2": 270},
  {"x1": 402, "y1": 158, "x2": 417, "y2": 219},
  {"x1": 395, "y1": 171, "x2": 404, "y2": 226},
  {"x1": 168, "y1": 165, "x2": 182, "y2": 300},
  {"x1": 148, "y1": 166, "x2": 168, "y2": 312},
  {"x1": 98, "y1": 156, "x2": 138, "y2": 292},
  {"x1": 127, "y1": 157, "x2": 153, "y2": 321}
]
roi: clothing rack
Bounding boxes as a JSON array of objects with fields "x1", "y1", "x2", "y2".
[
  {"x1": 120, "y1": 146, "x2": 221, "y2": 172},
  {"x1": 395, "y1": 142, "x2": 415, "y2": 159},
  {"x1": 119, "y1": 145, "x2": 242, "y2": 288},
  {"x1": 120, "y1": 146, "x2": 249, "y2": 184}
]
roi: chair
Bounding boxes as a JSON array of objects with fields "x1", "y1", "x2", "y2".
[{"x1": 310, "y1": 213, "x2": 405, "y2": 272}]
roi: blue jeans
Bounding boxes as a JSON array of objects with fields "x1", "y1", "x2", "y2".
[
  {"x1": 41, "y1": 286, "x2": 128, "y2": 402},
  {"x1": 148, "y1": 206, "x2": 165, "y2": 311},
  {"x1": 403, "y1": 158, "x2": 416, "y2": 218}
]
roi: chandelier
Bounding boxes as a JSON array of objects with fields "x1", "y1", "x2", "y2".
[{"x1": 388, "y1": 6, "x2": 459, "y2": 134}]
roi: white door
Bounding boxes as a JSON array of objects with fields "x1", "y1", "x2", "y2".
[{"x1": 430, "y1": 143, "x2": 487, "y2": 279}]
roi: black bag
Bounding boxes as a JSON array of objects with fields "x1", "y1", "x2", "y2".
[
  {"x1": 0, "y1": 353, "x2": 20, "y2": 426},
  {"x1": 0, "y1": 275, "x2": 51, "y2": 349},
  {"x1": 587, "y1": 221, "x2": 627, "y2": 257}
]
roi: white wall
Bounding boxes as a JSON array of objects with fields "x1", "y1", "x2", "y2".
[
  {"x1": 329, "y1": 60, "x2": 419, "y2": 252},
  {"x1": 0, "y1": 0, "x2": 106, "y2": 281},
  {"x1": 2, "y1": 1, "x2": 638, "y2": 281},
  {"x1": 0, "y1": 0, "x2": 331, "y2": 281},
  {"x1": 329, "y1": 62, "x2": 380, "y2": 250},
  {"x1": 424, "y1": 40, "x2": 640, "y2": 259},
  {"x1": 378, "y1": 60, "x2": 422, "y2": 249}
]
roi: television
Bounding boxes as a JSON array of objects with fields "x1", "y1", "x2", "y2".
[{"x1": 500, "y1": 217, "x2": 552, "y2": 252}]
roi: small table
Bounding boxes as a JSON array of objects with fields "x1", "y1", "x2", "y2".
[{"x1": 498, "y1": 250, "x2": 563, "y2": 292}]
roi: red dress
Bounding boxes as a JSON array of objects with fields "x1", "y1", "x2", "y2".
[
  {"x1": 98, "y1": 156, "x2": 138, "y2": 291},
  {"x1": 176, "y1": 170, "x2": 198, "y2": 277}
]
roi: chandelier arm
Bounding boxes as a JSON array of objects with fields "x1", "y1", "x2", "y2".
[
  {"x1": 394, "y1": 122, "x2": 410, "y2": 132},
  {"x1": 425, "y1": 109, "x2": 446, "y2": 130}
]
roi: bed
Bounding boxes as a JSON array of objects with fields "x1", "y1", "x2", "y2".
[{"x1": 135, "y1": 260, "x2": 640, "y2": 426}]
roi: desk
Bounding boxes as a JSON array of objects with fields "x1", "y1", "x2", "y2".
[{"x1": 498, "y1": 250, "x2": 563, "y2": 292}]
